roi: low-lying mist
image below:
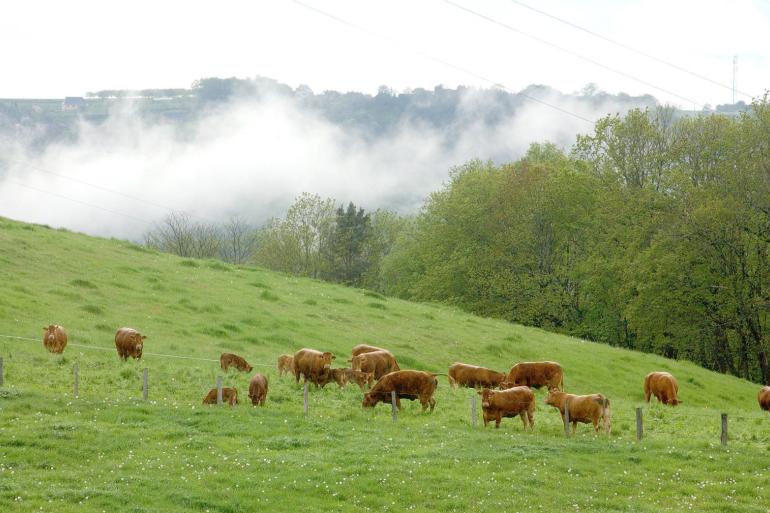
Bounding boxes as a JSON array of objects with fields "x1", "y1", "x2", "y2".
[{"x1": 0, "y1": 87, "x2": 653, "y2": 240}]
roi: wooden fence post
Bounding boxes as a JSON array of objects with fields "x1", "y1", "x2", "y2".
[
  {"x1": 636, "y1": 407, "x2": 643, "y2": 441},
  {"x1": 563, "y1": 397, "x2": 570, "y2": 437},
  {"x1": 142, "y1": 368, "x2": 148, "y2": 400},
  {"x1": 303, "y1": 383, "x2": 309, "y2": 415},
  {"x1": 0, "y1": 357, "x2": 3, "y2": 386},
  {"x1": 216, "y1": 376, "x2": 223, "y2": 405},
  {"x1": 470, "y1": 394, "x2": 477, "y2": 427},
  {"x1": 721, "y1": 413, "x2": 728, "y2": 446},
  {"x1": 73, "y1": 362, "x2": 79, "y2": 399},
  {"x1": 391, "y1": 390, "x2": 397, "y2": 423}
]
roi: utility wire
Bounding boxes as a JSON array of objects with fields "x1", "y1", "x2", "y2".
[
  {"x1": 442, "y1": 0, "x2": 705, "y2": 108},
  {"x1": 506, "y1": 0, "x2": 755, "y2": 100},
  {"x1": 291, "y1": 0, "x2": 595, "y2": 124}
]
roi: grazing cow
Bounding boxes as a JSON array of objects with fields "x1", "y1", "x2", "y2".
[
  {"x1": 220, "y1": 353, "x2": 253, "y2": 373},
  {"x1": 202, "y1": 387, "x2": 238, "y2": 406},
  {"x1": 757, "y1": 386, "x2": 770, "y2": 412},
  {"x1": 277, "y1": 354, "x2": 294, "y2": 377},
  {"x1": 248, "y1": 374, "x2": 268, "y2": 406},
  {"x1": 505, "y1": 361, "x2": 564, "y2": 390},
  {"x1": 644, "y1": 371, "x2": 681, "y2": 406},
  {"x1": 343, "y1": 368, "x2": 375, "y2": 391},
  {"x1": 478, "y1": 386, "x2": 535, "y2": 429},
  {"x1": 316, "y1": 368, "x2": 349, "y2": 388},
  {"x1": 350, "y1": 350, "x2": 399, "y2": 379},
  {"x1": 362, "y1": 370, "x2": 438, "y2": 412},
  {"x1": 448, "y1": 362, "x2": 506, "y2": 390},
  {"x1": 115, "y1": 327, "x2": 146, "y2": 360},
  {"x1": 293, "y1": 348, "x2": 336, "y2": 386},
  {"x1": 351, "y1": 344, "x2": 392, "y2": 358},
  {"x1": 42, "y1": 324, "x2": 68, "y2": 354},
  {"x1": 545, "y1": 389, "x2": 611, "y2": 434}
]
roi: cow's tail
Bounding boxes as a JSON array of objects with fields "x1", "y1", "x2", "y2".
[
  {"x1": 560, "y1": 373, "x2": 565, "y2": 391},
  {"x1": 603, "y1": 397, "x2": 611, "y2": 435}
]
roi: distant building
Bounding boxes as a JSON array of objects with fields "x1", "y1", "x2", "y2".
[{"x1": 62, "y1": 97, "x2": 86, "y2": 111}]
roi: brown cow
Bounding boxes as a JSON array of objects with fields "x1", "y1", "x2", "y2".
[
  {"x1": 220, "y1": 353, "x2": 253, "y2": 373},
  {"x1": 644, "y1": 371, "x2": 681, "y2": 406},
  {"x1": 757, "y1": 386, "x2": 770, "y2": 412},
  {"x1": 351, "y1": 344, "x2": 392, "y2": 357},
  {"x1": 343, "y1": 368, "x2": 375, "y2": 391},
  {"x1": 42, "y1": 324, "x2": 68, "y2": 354},
  {"x1": 478, "y1": 386, "x2": 535, "y2": 429},
  {"x1": 545, "y1": 389, "x2": 611, "y2": 434},
  {"x1": 505, "y1": 361, "x2": 563, "y2": 390},
  {"x1": 248, "y1": 374, "x2": 268, "y2": 406},
  {"x1": 277, "y1": 354, "x2": 294, "y2": 377},
  {"x1": 293, "y1": 348, "x2": 335, "y2": 386},
  {"x1": 362, "y1": 370, "x2": 438, "y2": 412},
  {"x1": 115, "y1": 327, "x2": 146, "y2": 360},
  {"x1": 448, "y1": 362, "x2": 506, "y2": 390},
  {"x1": 202, "y1": 387, "x2": 238, "y2": 406},
  {"x1": 350, "y1": 350, "x2": 399, "y2": 379},
  {"x1": 317, "y1": 368, "x2": 349, "y2": 388}
]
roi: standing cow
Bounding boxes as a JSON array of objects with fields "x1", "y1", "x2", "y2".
[
  {"x1": 248, "y1": 374, "x2": 268, "y2": 406},
  {"x1": 363, "y1": 370, "x2": 438, "y2": 412},
  {"x1": 757, "y1": 386, "x2": 770, "y2": 412},
  {"x1": 42, "y1": 324, "x2": 68, "y2": 354},
  {"x1": 478, "y1": 386, "x2": 535, "y2": 429},
  {"x1": 448, "y1": 362, "x2": 506, "y2": 390},
  {"x1": 220, "y1": 353, "x2": 253, "y2": 373},
  {"x1": 115, "y1": 327, "x2": 146, "y2": 360},
  {"x1": 644, "y1": 371, "x2": 681, "y2": 406},
  {"x1": 277, "y1": 354, "x2": 294, "y2": 377},
  {"x1": 505, "y1": 361, "x2": 564, "y2": 390},
  {"x1": 293, "y1": 348, "x2": 335, "y2": 386},
  {"x1": 350, "y1": 350, "x2": 399, "y2": 379},
  {"x1": 545, "y1": 389, "x2": 611, "y2": 434}
]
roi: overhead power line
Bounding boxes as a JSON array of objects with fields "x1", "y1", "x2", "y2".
[
  {"x1": 506, "y1": 0, "x2": 755, "y2": 100},
  {"x1": 442, "y1": 0, "x2": 705, "y2": 108},
  {"x1": 291, "y1": 0, "x2": 595, "y2": 124}
]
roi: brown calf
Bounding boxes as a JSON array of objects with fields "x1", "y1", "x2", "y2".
[
  {"x1": 448, "y1": 362, "x2": 506, "y2": 390},
  {"x1": 545, "y1": 389, "x2": 611, "y2": 434},
  {"x1": 293, "y1": 348, "x2": 335, "y2": 386},
  {"x1": 42, "y1": 324, "x2": 68, "y2": 354},
  {"x1": 644, "y1": 371, "x2": 681, "y2": 406},
  {"x1": 115, "y1": 327, "x2": 146, "y2": 360},
  {"x1": 220, "y1": 353, "x2": 253, "y2": 373},
  {"x1": 479, "y1": 386, "x2": 535, "y2": 429},
  {"x1": 362, "y1": 370, "x2": 438, "y2": 412},
  {"x1": 277, "y1": 354, "x2": 294, "y2": 377},
  {"x1": 344, "y1": 368, "x2": 375, "y2": 391},
  {"x1": 317, "y1": 368, "x2": 349, "y2": 388},
  {"x1": 202, "y1": 387, "x2": 238, "y2": 406},
  {"x1": 505, "y1": 361, "x2": 563, "y2": 390},
  {"x1": 350, "y1": 350, "x2": 399, "y2": 379},
  {"x1": 248, "y1": 374, "x2": 268, "y2": 406}
]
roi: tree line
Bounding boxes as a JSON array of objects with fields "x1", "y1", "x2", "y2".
[{"x1": 144, "y1": 99, "x2": 769, "y2": 385}]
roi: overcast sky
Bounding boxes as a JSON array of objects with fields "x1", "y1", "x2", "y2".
[{"x1": 1, "y1": 0, "x2": 768, "y2": 107}]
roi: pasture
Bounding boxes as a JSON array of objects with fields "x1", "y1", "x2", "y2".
[{"x1": 1, "y1": 216, "x2": 769, "y2": 512}]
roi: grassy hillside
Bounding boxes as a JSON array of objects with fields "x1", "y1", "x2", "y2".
[{"x1": 0, "y1": 216, "x2": 768, "y2": 513}]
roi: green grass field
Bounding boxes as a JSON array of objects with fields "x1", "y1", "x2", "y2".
[{"x1": 1, "y1": 216, "x2": 769, "y2": 512}]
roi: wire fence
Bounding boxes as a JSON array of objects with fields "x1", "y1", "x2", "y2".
[{"x1": 1, "y1": 330, "x2": 768, "y2": 444}]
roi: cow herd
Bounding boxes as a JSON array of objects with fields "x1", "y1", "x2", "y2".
[{"x1": 38, "y1": 325, "x2": 770, "y2": 431}]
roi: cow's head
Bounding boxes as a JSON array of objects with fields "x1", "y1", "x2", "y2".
[
  {"x1": 43, "y1": 325, "x2": 57, "y2": 341},
  {"x1": 246, "y1": 364, "x2": 253, "y2": 372},
  {"x1": 365, "y1": 372, "x2": 375, "y2": 386},
  {"x1": 669, "y1": 398, "x2": 682, "y2": 406},
  {"x1": 498, "y1": 381, "x2": 514, "y2": 390},
  {"x1": 320, "y1": 351, "x2": 334, "y2": 369},
  {"x1": 545, "y1": 388, "x2": 563, "y2": 408},
  {"x1": 479, "y1": 388, "x2": 494, "y2": 408},
  {"x1": 362, "y1": 393, "x2": 377, "y2": 408}
]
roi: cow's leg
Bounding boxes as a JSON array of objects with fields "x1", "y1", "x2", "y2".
[
  {"x1": 593, "y1": 418, "x2": 599, "y2": 434},
  {"x1": 495, "y1": 412, "x2": 501, "y2": 428},
  {"x1": 528, "y1": 410, "x2": 535, "y2": 431},
  {"x1": 571, "y1": 421, "x2": 577, "y2": 435},
  {"x1": 294, "y1": 368, "x2": 301, "y2": 383},
  {"x1": 429, "y1": 397, "x2": 435, "y2": 412},
  {"x1": 519, "y1": 412, "x2": 527, "y2": 429}
]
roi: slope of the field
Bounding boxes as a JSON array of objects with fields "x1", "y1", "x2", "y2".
[{"x1": 0, "y1": 216, "x2": 768, "y2": 513}]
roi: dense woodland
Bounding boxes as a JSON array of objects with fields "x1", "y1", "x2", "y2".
[{"x1": 146, "y1": 99, "x2": 770, "y2": 384}]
